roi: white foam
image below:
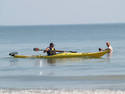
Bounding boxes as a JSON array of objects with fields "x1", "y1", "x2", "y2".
[{"x1": 0, "y1": 89, "x2": 125, "y2": 94}]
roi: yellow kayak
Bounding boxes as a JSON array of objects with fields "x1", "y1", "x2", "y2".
[{"x1": 9, "y1": 49, "x2": 110, "y2": 58}]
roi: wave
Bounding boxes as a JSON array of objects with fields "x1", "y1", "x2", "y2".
[{"x1": 0, "y1": 89, "x2": 125, "y2": 94}]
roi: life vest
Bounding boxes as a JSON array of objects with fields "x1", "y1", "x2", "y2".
[{"x1": 47, "y1": 47, "x2": 56, "y2": 56}]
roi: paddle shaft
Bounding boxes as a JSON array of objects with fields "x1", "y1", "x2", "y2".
[{"x1": 33, "y1": 48, "x2": 77, "y2": 53}]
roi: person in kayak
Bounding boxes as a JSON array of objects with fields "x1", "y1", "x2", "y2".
[
  {"x1": 106, "y1": 42, "x2": 113, "y2": 53},
  {"x1": 44, "y1": 43, "x2": 64, "y2": 56},
  {"x1": 99, "y1": 42, "x2": 113, "y2": 53}
]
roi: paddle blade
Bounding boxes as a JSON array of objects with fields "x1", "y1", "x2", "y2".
[
  {"x1": 33, "y1": 48, "x2": 40, "y2": 51},
  {"x1": 33, "y1": 48, "x2": 43, "y2": 51},
  {"x1": 9, "y1": 52, "x2": 18, "y2": 56}
]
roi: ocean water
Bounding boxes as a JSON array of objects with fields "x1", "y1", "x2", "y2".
[{"x1": 0, "y1": 24, "x2": 125, "y2": 93}]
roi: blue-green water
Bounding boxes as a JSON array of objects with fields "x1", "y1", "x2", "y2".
[{"x1": 0, "y1": 24, "x2": 125, "y2": 89}]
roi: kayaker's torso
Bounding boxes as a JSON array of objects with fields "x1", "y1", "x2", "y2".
[
  {"x1": 47, "y1": 47, "x2": 56, "y2": 56},
  {"x1": 108, "y1": 45, "x2": 113, "y2": 53}
]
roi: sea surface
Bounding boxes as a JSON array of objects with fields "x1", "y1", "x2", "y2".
[{"x1": 0, "y1": 24, "x2": 125, "y2": 93}]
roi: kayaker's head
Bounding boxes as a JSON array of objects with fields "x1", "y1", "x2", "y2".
[
  {"x1": 106, "y1": 42, "x2": 110, "y2": 47},
  {"x1": 49, "y1": 43, "x2": 54, "y2": 48}
]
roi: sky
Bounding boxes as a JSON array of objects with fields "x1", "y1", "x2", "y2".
[{"x1": 0, "y1": 0, "x2": 125, "y2": 25}]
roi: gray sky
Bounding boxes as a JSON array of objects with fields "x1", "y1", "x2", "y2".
[{"x1": 0, "y1": 0, "x2": 125, "y2": 25}]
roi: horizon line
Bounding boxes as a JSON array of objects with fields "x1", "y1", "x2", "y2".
[{"x1": 0, "y1": 22, "x2": 125, "y2": 27}]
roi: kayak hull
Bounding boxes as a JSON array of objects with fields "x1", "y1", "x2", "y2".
[{"x1": 11, "y1": 49, "x2": 110, "y2": 58}]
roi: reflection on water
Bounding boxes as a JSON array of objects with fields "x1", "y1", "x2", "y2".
[
  {"x1": 107, "y1": 53, "x2": 112, "y2": 58},
  {"x1": 9, "y1": 57, "x2": 19, "y2": 66},
  {"x1": 105, "y1": 53, "x2": 112, "y2": 62},
  {"x1": 7, "y1": 56, "x2": 112, "y2": 77},
  {"x1": 8, "y1": 57, "x2": 110, "y2": 66},
  {"x1": 8, "y1": 56, "x2": 110, "y2": 66}
]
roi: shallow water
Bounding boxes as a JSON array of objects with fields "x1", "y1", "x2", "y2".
[{"x1": 0, "y1": 24, "x2": 125, "y2": 89}]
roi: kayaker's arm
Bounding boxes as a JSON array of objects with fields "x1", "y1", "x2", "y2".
[{"x1": 43, "y1": 48, "x2": 49, "y2": 53}]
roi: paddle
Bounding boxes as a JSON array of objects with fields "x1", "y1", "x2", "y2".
[
  {"x1": 33, "y1": 48, "x2": 77, "y2": 53},
  {"x1": 9, "y1": 52, "x2": 18, "y2": 56}
]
